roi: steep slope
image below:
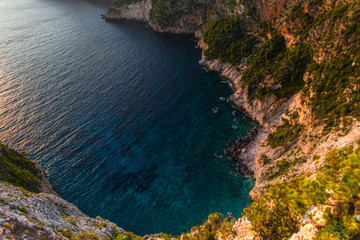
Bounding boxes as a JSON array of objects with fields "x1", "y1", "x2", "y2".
[
  {"x1": 0, "y1": 142, "x2": 125, "y2": 239},
  {"x1": 198, "y1": 0, "x2": 360, "y2": 198},
  {"x1": 2, "y1": 0, "x2": 357, "y2": 238},
  {"x1": 104, "y1": 0, "x2": 360, "y2": 238},
  {"x1": 104, "y1": 0, "x2": 209, "y2": 33}
]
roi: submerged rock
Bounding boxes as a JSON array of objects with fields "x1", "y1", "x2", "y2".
[
  {"x1": 233, "y1": 118, "x2": 241, "y2": 124},
  {"x1": 212, "y1": 107, "x2": 221, "y2": 114}
]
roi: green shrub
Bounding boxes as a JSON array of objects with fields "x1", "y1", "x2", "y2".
[
  {"x1": 241, "y1": 33, "x2": 312, "y2": 100},
  {"x1": 18, "y1": 206, "x2": 28, "y2": 213},
  {"x1": 72, "y1": 232, "x2": 100, "y2": 240},
  {"x1": 150, "y1": 0, "x2": 206, "y2": 27},
  {"x1": 246, "y1": 146, "x2": 360, "y2": 239},
  {"x1": 182, "y1": 213, "x2": 235, "y2": 240},
  {"x1": 0, "y1": 142, "x2": 41, "y2": 193},
  {"x1": 203, "y1": 16, "x2": 258, "y2": 65},
  {"x1": 267, "y1": 118, "x2": 304, "y2": 148},
  {"x1": 305, "y1": 54, "x2": 360, "y2": 127},
  {"x1": 115, "y1": 232, "x2": 142, "y2": 240}
]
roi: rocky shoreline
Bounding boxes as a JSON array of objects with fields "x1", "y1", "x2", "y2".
[
  {"x1": 104, "y1": 0, "x2": 207, "y2": 34},
  {"x1": 102, "y1": 0, "x2": 360, "y2": 203},
  {"x1": 103, "y1": 6, "x2": 292, "y2": 195},
  {"x1": 104, "y1": 4, "x2": 264, "y2": 181}
]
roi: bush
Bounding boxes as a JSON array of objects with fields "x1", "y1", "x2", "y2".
[
  {"x1": 182, "y1": 213, "x2": 235, "y2": 240},
  {"x1": 0, "y1": 142, "x2": 41, "y2": 193},
  {"x1": 203, "y1": 16, "x2": 258, "y2": 65},
  {"x1": 115, "y1": 232, "x2": 142, "y2": 240},
  {"x1": 267, "y1": 118, "x2": 304, "y2": 148},
  {"x1": 150, "y1": 0, "x2": 206, "y2": 27},
  {"x1": 241, "y1": 33, "x2": 312, "y2": 100},
  {"x1": 246, "y1": 145, "x2": 360, "y2": 239},
  {"x1": 305, "y1": 54, "x2": 360, "y2": 127}
]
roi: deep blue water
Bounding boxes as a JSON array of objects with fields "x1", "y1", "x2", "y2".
[{"x1": 0, "y1": 0, "x2": 254, "y2": 235}]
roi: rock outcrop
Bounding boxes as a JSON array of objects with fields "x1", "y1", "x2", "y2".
[
  {"x1": 149, "y1": 8, "x2": 207, "y2": 34},
  {"x1": 105, "y1": 0, "x2": 152, "y2": 22},
  {"x1": 0, "y1": 142, "x2": 127, "y2": 239},
  {"x1": 104, "y1": 0, "x2": 208, "y2": 33},
  {"x1": 0, "y1": 183, "x2": 124, "y2": 239},
  {"x1": 10, "y1": 0, "x2": 356, "y2": 239}
]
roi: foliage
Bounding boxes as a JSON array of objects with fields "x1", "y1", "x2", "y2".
[
  {"x1": 285, "y1": 2, "x2": 360, "y2": 128},
  {"x1": 149, "y1": 233, "x2": 177, "y2": 240},
  {"x1": 114, "y1": 232, "x2": 142, "y2": 240},
  {"x1": 72, "y1": 232, "x2": 101, "y2": 240},
  {"x1": 0, "y1": 142, "x2": 41, "y2": 193},
  {"x1": 315, "y1": 147, "x2": 360, "y2": 239},
  {"x1": 245, "y1": 175, "x2": 327, "y2": 239},
  {"x1": 202, "y1": 16, "x2": 258, "y2": 65},
  {"x1": 242, "y1": 33, "x2": 312, "y2": 100},
  {"x1": 182, "y1": 213, "x2": 235, "y2": 240},
  {"x1": 260, "y1": 154, "x2": 271, "y2": 165},
  {"x1": 150, "y1": 0, "x2": 206, "y2": 27},
  {"x1": 286, "y1": 2, "x2": 349, "y2": 39},
  {"x1": 267, "y1": 118, "x2": 304, "y2": 148},
  {"x1": 264, "y1": 156, "x2": 306, "y2": 181},
  {"x1": 246, "y1": 145, "x2": 360, "y2": 239},
  {"x1": 18, "y1": 205, "x2": 29, "y2": 214},
  {"x1": 305, "y1": 53, "x2": 360, "y2": 127},
  {"x1": 108, "y1": 0, "x2": 144, "y2": 13},
  {"x1": 201, "y1": 0, "x2": 359, "y2": 129}
]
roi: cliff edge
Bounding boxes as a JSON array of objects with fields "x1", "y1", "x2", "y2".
[
  {"x1": 104, "y1": 0, "x2": 208, "y2": 33},
  {"x1": 104, "y1": 0, "x2": 360, "y2": 238},
  {"x1": 0, "y1": 142, "x2": 125, "y2": 239}
]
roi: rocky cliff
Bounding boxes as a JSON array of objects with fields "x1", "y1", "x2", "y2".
[
  {"x1": 0, "y1": 143, "x2": 126, "y2": 239},
  {"x1": 197, "y1": 0, "x2": 360, "y2": 199},
  {"x1": 104, "y1": 0, "x2": 208, "y2": 33},
  {"x1": 105, "y1": 0, "x2": 152, "y2": 22},
  {"x1": 0, "y1": 183, "x2": 125, "y2": 239},
  {"x1": 2, "y1": 0, "x2": 358, "y2": 239},
  {"x1": 104, "y1": 0, "x2": 360, "y2": 238},
  {"x1": 199, "y1": 0, "x2": 360, "y2": 238}
]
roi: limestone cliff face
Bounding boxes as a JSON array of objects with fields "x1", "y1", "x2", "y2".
[
  {"x1": 105, "y1": 0, "x2": 207, "y2": 34},
  {"x1": 197, "y1": 1, "x2": 360, "y2": 237},
  {"x1": 149, "y1": 8, "x2": 207, "y2": 34},
  {"x1": 105, "y1": 0, "x2": 152, "y2": 22},
  {"x1": 0, "y1": 183, "x2": 125, "y2": 239},
  {"x1": 103, "y1": 0, "x2": 359, "y2": 238},
  {"x1": 198, "y1": 0, "x2": 360, "y2": 199}
]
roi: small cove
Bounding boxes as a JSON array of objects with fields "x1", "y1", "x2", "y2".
[{"x1": 0, "y1": 0, "x2": 254, "y2": 235}]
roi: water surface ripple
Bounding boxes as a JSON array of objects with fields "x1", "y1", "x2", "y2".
[{"x1": 0, "y1": 0, "x2": 254, "y2": 235}]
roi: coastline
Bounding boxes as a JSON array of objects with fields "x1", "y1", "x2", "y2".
[{"x1": 1, "y1": 0, "x2": 359, "y2": 238}]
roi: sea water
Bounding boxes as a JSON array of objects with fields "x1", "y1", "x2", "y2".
[{"x1": 0, "y1": 0, "x2": 254, "y2": 235}]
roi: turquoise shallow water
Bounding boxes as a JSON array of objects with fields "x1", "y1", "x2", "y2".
[{"x1": 0, "y1": 0, "x2": 254, "y2": 235}]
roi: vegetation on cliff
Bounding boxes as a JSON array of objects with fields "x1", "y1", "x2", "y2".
[
  {"x1": 241, "y1": 34, "x2": 312, "y2": 100},
  {"x1": 0, "y1": 142, "x2": 41, "y2": 193},
  {"x1": 202, "y1": 1, "x2": 359, "y2": 129},
  {"x1": 26, "y1": 0, "x2": 360, "y2": 239},
  {"x1": 150, "y1": 0, "x2": 207, "y2": 26},
  {"x1": 267, "y1": 112, "x2": 304, "y2": 148},
  {"x1": 202, "y1": 16, "x2": 258, "y2": 65},
  {"x1": 246, "y1": 144, "x2": 360, "y2": 239},
  {"x1": 198, "y1": 1, "x2": 360, "y2": 239},
  {"x1": 182, "y1": 213, "x2": 236, "y2": 240},
  {"x1": 107, "y1": 0, "x2": 145, "y2": 15}
]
